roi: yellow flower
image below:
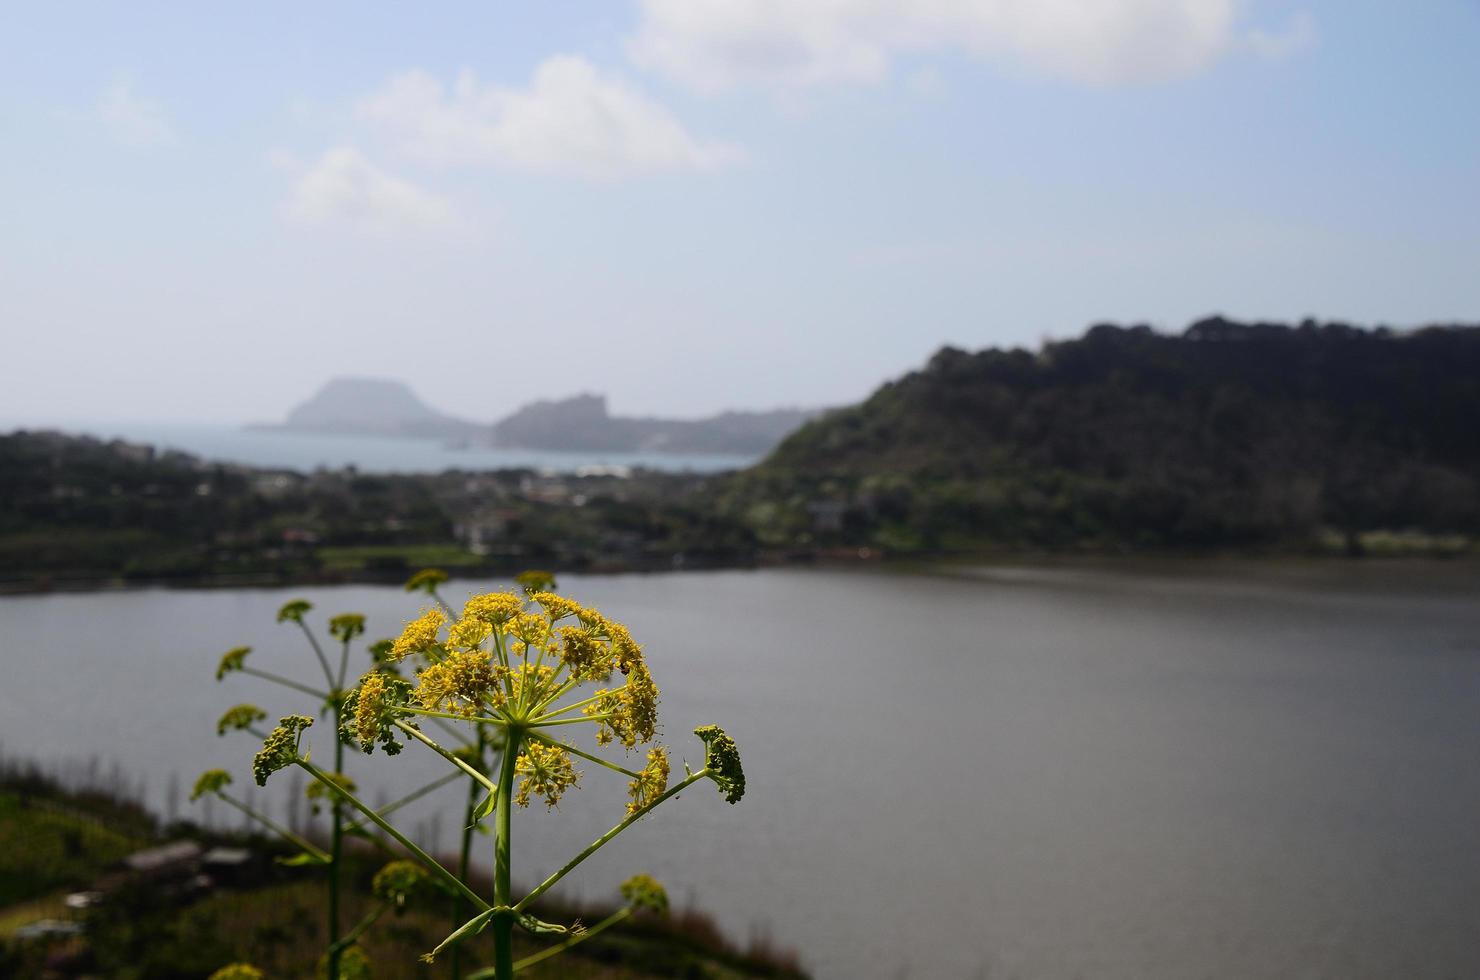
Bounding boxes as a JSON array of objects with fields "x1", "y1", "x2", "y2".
[
  {"x1": 404, "y1": 568, "x2": 449, "y2": 594},
  {"x1": 555, "y1": 626, "x2": 612, "y2": 682},
  {"x1": 390, "y1": 608, "x2": 445, "y2": 661},
  {"x1": 447, "y1": 616, "x2": 492, "y2": 650},
  {"x1": 253, "y1": 715, "x2": 313, "y2": 786},
  {"x1": 505, "y1": 612, "x2": 550, "y2": 649},
  {"x1": 415, "y1": 651, "x2": 500, "y2": 716},
  {"x1": 626, "y1": 746, "x2": 670, "y2": 815},
  {"x1": 530, "y1": 591, "x2": 584, "y2": 623},
  {"x1": 586, "y1": 660, "x2": 659, "y2": 748},
  {"x1": 215, "y1": 646, "x2": 251, "y2": 681},
  {"x1": 620, "y1": 873, "x2": 669, "y2": 915},
  {"x1": 605, "y1": 620, "x2": 644, "y2": 675},
  {"x1": 328, "y1": 613, "x2": 366, "y2": 642},
  {"x1": 514, "y1": 741, "x2": 580, "y2": 808},
  {"x1": 462, "y1": 591, "x2": 524, "y2": 626}
]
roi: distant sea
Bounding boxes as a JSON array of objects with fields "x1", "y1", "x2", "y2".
[{"x1": 1, "y1": 421, "x2": 758, "y2": 475}]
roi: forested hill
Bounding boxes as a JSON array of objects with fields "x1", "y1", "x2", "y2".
[{"x1": 722, "y1": 318, "x2": 1480, "y2": 553}]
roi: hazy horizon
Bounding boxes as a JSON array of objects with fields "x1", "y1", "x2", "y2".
[{"x1": 3, "y1": 2, "x2": 1478, "y2": 425}]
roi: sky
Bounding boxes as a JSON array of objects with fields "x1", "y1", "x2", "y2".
[{"x1": 1, "y1": 1, "x2": 1477, "y2": 425}]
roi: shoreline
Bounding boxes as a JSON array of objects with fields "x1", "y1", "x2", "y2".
[{"x1": 5, "y1": 545, "x2": 1475, "y2": 597}]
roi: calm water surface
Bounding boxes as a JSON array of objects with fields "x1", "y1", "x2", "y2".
[
  {"x1": 2, "y1": 421, "x2": 755, "y2": 474},
  {"x1": 3, "y1": 563, "x2": 1479, "y2": 979}
]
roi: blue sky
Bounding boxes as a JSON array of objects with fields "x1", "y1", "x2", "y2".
[{"x1": 2, "y1": 1, "x2": 1477, "y2": 424}]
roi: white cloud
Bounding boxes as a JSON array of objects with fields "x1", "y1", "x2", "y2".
[
  {"x1": 356, "y1": 56, "x2": 741, "y2": 178},
  {"x1": 1247, "y1": 10, "x2": 1318, "y2": 61},
  {"x1": 282, "y1": 147, "x2": 454, "y2": 235},
  {"x1": 97, "y1": 80, "x2": 176, "y2": 147},
  {"x1": 626, "y1": 0, "x2": 1279, "y2": 90}
]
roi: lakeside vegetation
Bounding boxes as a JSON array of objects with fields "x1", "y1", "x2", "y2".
[
  {"x1": 0, "y1": 758, "x2": 802, "y2": 979},
  {"x1": 4, "y1": 318, "x2": 1478, "y2": 591}
]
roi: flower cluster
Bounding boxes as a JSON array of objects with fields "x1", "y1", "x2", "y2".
[
  {"x1": 328, "y1": 613, "x2": 366, "y2": 642},
  {"x1": 514, "y1": 740, "x2": 581, "y2": 808},
  {"x1": 372, "y1": 860, "x2": 431, "y2": 909},
  {"x1": 208, "y1": 965, "x2": 264, "y2": 980},
  {"x1": 253, "y1": 715, "x2": 313, "y2": 786},
  {"x1": 340, "y1": 672, "x2": 412, "y2": 755},
  {"x1": 620, "y1": 873, "x2": 669, "y2": 915},
  {"x1": 215, "y1": 646, "x2": 251, "y2": 681},
  {"x1": 216, "y1": 703, "x2": 266, "y2": 736},
  {"x1": 626, "y1": 746, "x2": 671, "y2": 815},
  {"x1": 695, "y1": 725, "x2": 746, "y2": 804},
  {"x1": 277, "y1": 599, "x2": 312, "y2": 624},
  {"x1": 191, "y1": 769, "x2": 233, "y2": 801}
]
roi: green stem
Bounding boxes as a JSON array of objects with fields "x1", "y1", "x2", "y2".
[
  {"x1": 533, "y1": 689, "x2": 607, "y2": 721},
  {"x1": 393, "y1": 720, "x2": 498, "y2": 795},
  {"x1": 526, "y1": 732, "x2": 642, "y2": 779},
  {"x1": 504, "y1": 906, "x2": 633, "y2": 975},
  {"x1": 429, "y1": 587, "x2": 456, "y2": 618},
  {"x1": 241, "y1": 666, "x2": 326, "y2": 700},
  {"x1": 493, "y1": 727, "x2": 522, "y2": 980},
  {"x1": 515, "y1": 770, "x2": 710, "y2": 913},
  {"x1": 402, "y1": 705, "x2": 511, "y2": 728},
  {"x1": 451, "y1": 729, "x2": 485, "y2": 980},
  {"x1": 376, "y1": 771, "x2": 464, "y2": 817},
  {"x1": 298, "y1": 619, "x2": 337, "y2": 690},
  {"x1": 216, "y1": 792, "x2": 329, "y2": 863},
  {"x1": 328, "y1": 705, "x2": 345, "y2": 980},
  {"x1": 336, "y1": 638, "x2": 351, "y2": 690},
  {"x1": 529, "y1": 713, "x2": 612, "y2": 729},
  {"x1": 296, "y1": 759, "x2": 490, "y2": 913},
  {"x1": 329, "y1": 904, "x2": 387, "y2": 955}
]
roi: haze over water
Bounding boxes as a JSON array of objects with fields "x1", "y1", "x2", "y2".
[{"x1": 4, "y1": 562, "x2": 1478, "y2": 979}]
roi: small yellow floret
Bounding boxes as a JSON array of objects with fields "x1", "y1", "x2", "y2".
[
  {"x1": 462, "y1": 592, "x2": 524, "y2": 626},
  {"x1": 626, "y1": 746, "x2": 670, "y2": 815},
  {"x1": 447, "y1": 616, "x2": 492, "y2": 650}
]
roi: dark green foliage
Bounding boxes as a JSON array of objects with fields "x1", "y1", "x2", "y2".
[{"x1": 724, "y1": 318, "x2": 1480, "y2": 553}]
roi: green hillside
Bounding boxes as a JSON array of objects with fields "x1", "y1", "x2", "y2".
[{"x1": 721, "y1": 318, "x2": 1480, "y2": 555}]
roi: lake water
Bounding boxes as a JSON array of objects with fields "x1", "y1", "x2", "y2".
[
  {"x1": 3, "y1": 562, "x2": 1479, "y2": 979},
  {"x1": 1, "y1": 421, "x2": 756, "y2": 474}
]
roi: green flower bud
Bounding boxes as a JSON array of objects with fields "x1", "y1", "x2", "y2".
[
  {"x1": 694, "y1": 725, "x2": 745, "y2": 804},
  {"x1": 372, "y1": 860, "x2": 430, "y2": 909},
  {"x1": 515, "y1": 569, "x2": 557, "y2": 595},
  {"x1": 215, "y1": 646, "x2": 251, "y2": 681},
  {"x1": 253, "y1": 715, "x2": 313, "y2": 786},
  {"x1": 620, "y1": 873, "x2": 669, "y2": 915},
  {"x1": 328, "y1": 613, "x2": 366, "y2": 642},
  {"x1": 277, "y1": 599, "x2": 313, "y2": 623},
  {"x1": 404, "y1": 568, "x2": 449, "y2": 594},
  {"x1": 216, "y1": 704, "x2": 266, "y2": 736},
  {"x1": 191, "y1": 769, "x2": 232, "y2": 801}
]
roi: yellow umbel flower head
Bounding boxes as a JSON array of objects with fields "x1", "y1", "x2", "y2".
[
  {"x1": 342, "y1": 671, "x2": 413, "y2": 754},
  {"x1": 514, "y1": 741, "x2": 580, "y2": 808},
  {"x1": 620, "y1": 873, "x2": 669, "y2": 915},
  {"x1": 447, "y1": 615, "x2": 492, "y2": 650},
  {"x1": 462, "y1": 591, "x2": 523, "y2": 627},
  {"x1": 415, "y1": 650, "x2": 502, "y2": 716},
  {"x1": 328, "y1": 613, "x2": 366, "y2": 642},
  {"x1": 277, "y1": 599, "x2": 312, "y2": 623},
  {"x1": 531, "y1": 591, "x2": 584, "y2": 622},
  {"x1": 626, "y1": 746, "x2": 670, "y2": 815},
  {"x1": 390, "y1": 608, "x2": 445, "y2": 661}
]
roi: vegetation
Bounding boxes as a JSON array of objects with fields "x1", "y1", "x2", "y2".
[
  {"x1": 723, "y1": 317, "x2": 1480, "y2": 555},
  {"x1": 5, "y1": 318, "x2": 1479, "y2": 592},
  {"x1": 205, "y1": 570, "x2": 748, "y2": 978}
]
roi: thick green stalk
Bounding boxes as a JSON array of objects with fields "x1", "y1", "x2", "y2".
[
  {"x1": 327, "y1": 705, "x2": 345, "y2": 980},
  {"x1": 492, "y1": 726, "x2": 522, "y2": 980}
]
